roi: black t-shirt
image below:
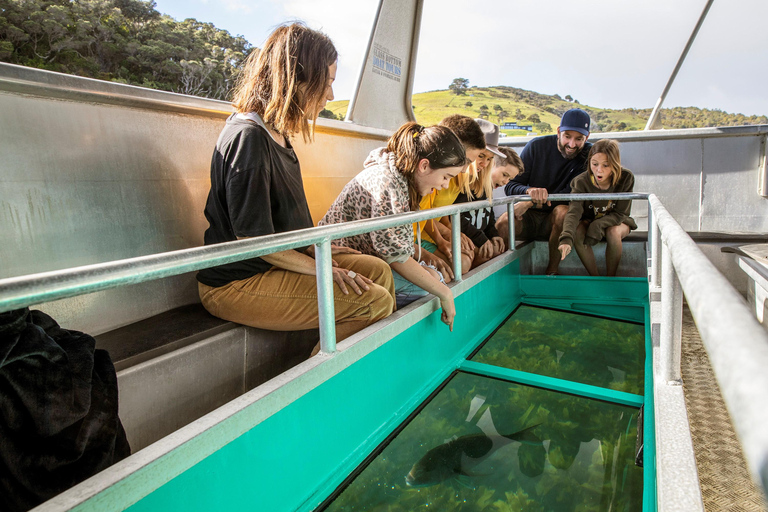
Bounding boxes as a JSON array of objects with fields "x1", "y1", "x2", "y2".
[
  {"x1": 504, "y1": 134, "x2": 592, "y2": 212},
  {"x1": 454, "y1": 190, "x2": 500, "y2": 247},
  {"x1": 196, "y1": 114, "x2": 313, "y2": 287}
]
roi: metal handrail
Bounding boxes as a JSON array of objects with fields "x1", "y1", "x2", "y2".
[
  {"x1": 649, "y1": 194, "x2": 768, "y2": 499},
  {"x1": 0, "y1": 193, "x2": 647, "y2": 318}
]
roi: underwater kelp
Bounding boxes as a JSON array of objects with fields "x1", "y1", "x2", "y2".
[
  {"x1": 471, "y1": 305, "x2": 645, "y2": 394},
  {"x1": 324, "y1": 372, "x2": 642, "y2": 512}
]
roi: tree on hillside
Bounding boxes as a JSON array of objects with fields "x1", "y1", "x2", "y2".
[
  {"x1": 533, "y1": 122, "x2": 553, "y2": 134},
  {"x1": 0, "y1": 0, "x2": 252, "y2": 100},
  {"x1": 493, "y1": 104, "x2": 502, "y2": 111},
  {"x1": 515, "y1": 108, "x2": 525, "y2": 120},
  {"x1": 449, "y1": 77, "x2": 469, "y2": 95},
  {"x1": 318, "y1": 108, "x2": 336, "y2": 119},
  {"x1": 565, "y1": 95, "x2": 573, "y2": 102},
  {"x1": 553, "y1": 93, "x2": 562, "y2": 100},
  {"x1": 497, "y1": 110, "x2": 508, "y2": 124},
  {"x1": 465, "y1": 101, "x2": 473, "y2": 108},
  {"x1": 478, "y1": 104, "x2": 489, "y2": 119},
  {"x1": 528, "y1": 113, "x2": 541, "y2": 123}
]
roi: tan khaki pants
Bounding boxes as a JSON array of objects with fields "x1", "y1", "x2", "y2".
[{"x1": 198, "y1": 253, "x2": 395, "y2": 341}]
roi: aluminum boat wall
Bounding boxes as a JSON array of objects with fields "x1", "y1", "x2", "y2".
[{"x1": 0, "y1": 63, "x2": 388, "y2": 335}]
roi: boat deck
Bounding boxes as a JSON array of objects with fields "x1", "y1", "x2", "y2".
[{"x1": 682, "y1": 306, "x2": 768, "y2": 511}]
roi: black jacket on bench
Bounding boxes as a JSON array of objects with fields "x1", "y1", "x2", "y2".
[{"x1": 0, "y1": 308, "x2": 131, "y2": 512}]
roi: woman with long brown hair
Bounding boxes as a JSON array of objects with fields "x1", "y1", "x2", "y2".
[
  {"x1": 196, "y1": 23, "x2": 394, "y2": 344},
  {"x1": 320, "y1": 122, "x2": 467, "y2": 330}
]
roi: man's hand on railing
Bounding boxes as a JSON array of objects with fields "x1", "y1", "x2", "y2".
[
  {"x1": 558, "y1": 244, "x2": 571, "y2": 260},
  {"x1": 526, "y1": 187, "x2": 551, "y2": 207}
]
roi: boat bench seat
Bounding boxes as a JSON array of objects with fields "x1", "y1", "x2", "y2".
[
  {"x1": 95, "y1": 303, "x2": 318, "y2": 373},
  {"x1": 96, "y1": 303, "x2": 319, "y2": 450},
  {"x1": 95, "y1": 303, "x2": 233, "y2": 372},
  {"x1": 623, "y1": 231, "x2": 768, "y2": 243}
]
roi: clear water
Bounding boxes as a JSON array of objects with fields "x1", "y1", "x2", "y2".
[
  {"x1": 323, "y1": 307, "x2": 644, "y2": 512},
  {"x1": 472, "y1": 305, "x2": 645, "y2": 395}
]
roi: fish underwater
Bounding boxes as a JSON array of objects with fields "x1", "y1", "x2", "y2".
[{"x1": 405, "y1": 410, "x2": 541, "y2": 488}]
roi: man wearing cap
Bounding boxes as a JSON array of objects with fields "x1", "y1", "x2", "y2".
[{"x1": 496, "y1": 108, "x2": 592, "y2": 275}]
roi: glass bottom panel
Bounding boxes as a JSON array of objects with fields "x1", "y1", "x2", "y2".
[
  {"x1": 471, "y1": 305, "x2": 645, "y2": 394},
  {"x1": 324, "y1": 371, "x2": 642, "y2": 512}
]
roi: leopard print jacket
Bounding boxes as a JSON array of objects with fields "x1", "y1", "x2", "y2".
[{"x1": 319, "y1": 148, "x2": 415, "y2": 264}]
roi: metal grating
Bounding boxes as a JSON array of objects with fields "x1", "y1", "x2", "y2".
[{"x1": 682, "y1": 306, "x2": 768, "y2": 512}]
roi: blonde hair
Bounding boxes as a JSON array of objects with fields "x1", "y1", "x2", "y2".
[
  {"x1": 387, "y1": 122, "x2": 466, "y2": 211},
  {"x1": 461, "y1": 159, "x2": 493, "y2": 200},
  {"x1": 587, "y1": 139, "x2": 622, "y2": 186},
  {"x1": 231, "y1": 23, "x2": 337, "y2": 142}
]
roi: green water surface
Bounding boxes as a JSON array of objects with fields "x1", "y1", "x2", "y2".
[
  {"x1": 323, "y1": 305, "x2": 645, "y2": 512},
  {"x1": 471, "y1": 305, "x2": 645, "y2": 395},
  {"x1": 324, "y1": 371, "x2": 642, "y2": 512}
]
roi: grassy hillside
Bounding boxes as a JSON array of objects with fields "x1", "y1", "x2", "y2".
[{"x1": 325, "y1": 85, "x2": 767, "y2": 135}]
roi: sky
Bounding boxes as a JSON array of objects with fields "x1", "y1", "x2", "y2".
[{"x1": 151, "y1": 0, "x2": 768, "y2": 116}]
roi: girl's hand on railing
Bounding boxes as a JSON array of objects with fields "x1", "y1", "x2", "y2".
[
  {"x1": 439, "y1": 294, "x2": 455, "y2": 332},
  {"x1": 558, "y1": 244, "x2": 571, "y2": 260},
  {"x1": 331, "y1": 266, "x2": 372, "y2": 295},
  {"x1": 460, "y1": 233, "x2": 475, "y2": 253}
]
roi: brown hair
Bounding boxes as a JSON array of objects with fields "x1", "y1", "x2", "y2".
[
  {"x1": 586, "y1": 139, "x2": 622, "y2": 186},
  {"x1": 494, "y1": 147, "x2": 524, "y2": 173},
  {"x1": 439, "y1": 115, "x2": 486, "y2": 150},
  {"x1": 231, "y1": 23, "x2": 337, "y2": 142},
  {"x1": 387, "y1": 122, "x2": 466, "y2": 210},
  {"x1": 438, "y1": 115, "x2": 486, "y2": 199}
]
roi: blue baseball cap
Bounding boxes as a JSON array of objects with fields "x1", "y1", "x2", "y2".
[{"x1": 559, "y1": 108, "x2": 591, "y2": 136}]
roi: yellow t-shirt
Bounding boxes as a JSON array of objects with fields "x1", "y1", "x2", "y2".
[{"x1": 413, "y1": 176, "x2": 464, "y2": 244}]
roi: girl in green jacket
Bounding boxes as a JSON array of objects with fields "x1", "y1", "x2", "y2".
[{"x1": 558, "y1": 139, "x2": 637, "y2": 276}]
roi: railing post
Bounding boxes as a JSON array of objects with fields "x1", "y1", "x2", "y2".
[
  {"x1": 660, "y1": 241, "x2": 683, "y2": 384},
  {"x1": 651, "y1": 201, "x2": 662, "y2": 288},
  {"x1": 314, "y1": 239, "x2": 337, "y2": 354},
  {"x1": 507, "y1": 201, "x2": 516, "y2": 252},
  {"x1": 451, "y1": 213, "x2": 462, "y2": 283}
]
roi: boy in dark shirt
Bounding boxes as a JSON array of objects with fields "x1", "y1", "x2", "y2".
[{"x1": 496, "y1": 108, "x2": 593, "y2": 275}]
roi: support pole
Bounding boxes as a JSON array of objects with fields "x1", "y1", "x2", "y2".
[
  {"x1": 314, "y1": 240, "x2": 336, "y2": 354},
  {"x1": 507, "y1": 202, "x2": 516, "y2": 252},
  {"x1": 661, "y1": 241, "x2": 683, "y2": 384},
  {"x1": 451, "y1": 213, "x2": 462, "y2": 282},
  {"x1": 650, "y1": 202, "x2": 661, "y2": 287},
  {"x1": 645, "y1": 0, "x2": 715, "y2": 130}
]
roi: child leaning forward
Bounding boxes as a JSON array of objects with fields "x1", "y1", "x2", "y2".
[{"x1": 557, "y1": 139, "x2": 637, "y2": 276}]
